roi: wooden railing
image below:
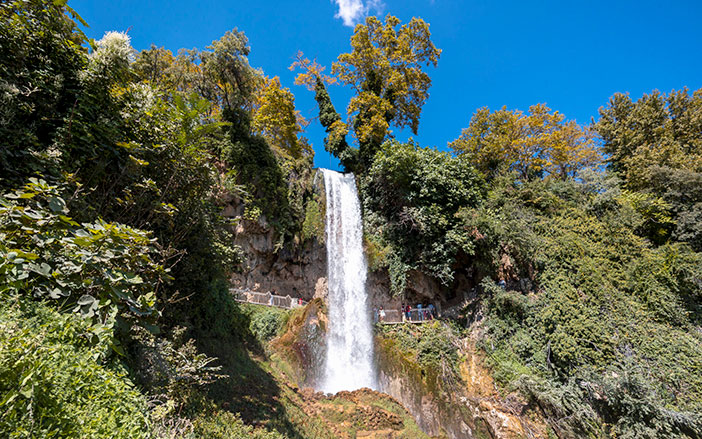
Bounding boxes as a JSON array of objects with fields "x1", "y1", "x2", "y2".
[{"x1": 231, "y1": 288, "x2": 308, "y2": 310}]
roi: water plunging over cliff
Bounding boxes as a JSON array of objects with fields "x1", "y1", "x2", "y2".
[{"x1": 320, "y1": 169, "x2": 377, "y2": 393}]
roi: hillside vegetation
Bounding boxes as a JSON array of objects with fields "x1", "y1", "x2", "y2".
[{"x1": 1, "y1": 1, "x2": 701, "y2": 438}]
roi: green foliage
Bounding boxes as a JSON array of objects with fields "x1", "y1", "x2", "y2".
[
  {"x1": 0, "y1": 0, "x2": 87, "y2": 186},
  {"x1": 379, "y1": 322, "x2": 462, "y2": 384},
  {"x1": 0, "y1": 298, "x2": 150, "y2": 439},
  {"x1": 246, "y1": 305, "x2": 289, "y2": 343},
  {"x1": 294, "y1": 15, "x2": 440, "y2": 171},
  {"x1": 0, "y1": 179, "x2": 167, "y2": 354},
  {"x1": 450, "y1": 104, "x2": 600, "y2": 180},
  {"x1": 471, "y1": 176, "x2": 702, "y2": 437},
  {"x1": 301, "y1": 196, "x2": 325, "y2": 243},
  {"x1": 312, "y1": 77, "x2": 357, "y2": 170},
  {"x1": 191, "y1": 410, "x2": 286, "y2": 439},
  {"x1": 362, "y1": 140, "x2": 484, "y2": 292},
  {"x1": 596, "y1": 88, "x2": 702, "y2": 250},
  {"x1": 130, "y1": 326, "x2": 224, "y2": 410}
]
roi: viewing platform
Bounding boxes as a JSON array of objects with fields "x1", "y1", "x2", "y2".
[
  {"x1": 231, "y1": 288, "x2": 308, "y2": 309},
  {"x1": 232, "y1": 288, "x2": 438, "y2": 325},
  {"x1": 375, "y1": 308, "x2": 438, "y2": 325}
]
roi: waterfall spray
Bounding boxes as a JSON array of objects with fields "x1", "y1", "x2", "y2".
[{"x1": 320, "y1": 169, "x2": 377, "y2": 393}]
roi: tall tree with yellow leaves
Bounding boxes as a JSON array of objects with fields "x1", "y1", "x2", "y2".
[
  {"x1": 292, "y1": 15, "x2": 440, "y2": 170},
  {"x1": 251, "y1": 76, "x2": 312, "y2": 160}
]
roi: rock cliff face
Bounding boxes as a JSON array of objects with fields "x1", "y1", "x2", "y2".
[
  {"x1": 227, "y1": 211, "x2": 327, "y2": 300},
  {"x1": 376, "y1": 335, "x2": 548, "y2": 439}
]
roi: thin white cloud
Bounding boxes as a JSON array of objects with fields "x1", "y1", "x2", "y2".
[{"x1": 332, "y1": 0, "x2": 384, "y2": 27}]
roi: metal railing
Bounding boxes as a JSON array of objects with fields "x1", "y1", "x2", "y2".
[
  {"x1": 231, "y1": 288, "x2": 308, "y2": 310},
  {"x1": 375, "y1": 308, "x2": 437, "y2": 324}
]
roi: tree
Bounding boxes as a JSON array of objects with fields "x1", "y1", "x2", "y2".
[
  {"x1": 0, "y1": 0, "x2": 88, "y2": 187},
  {"x1": 595, "y1": 88, "x2": 702, "y2": 250},
  {"x1": 596, "y1": 88, "x2": 702, "y2": 189},
  {"x1": 201, "y1": 29, "x2": 261, "y2": 116},
  {"x1": 293, "y1": 15, "x2": 441, "y2": 170},
  {"x1": 251, "y1": 76, "x2": 312, "y2": 160},
  {"x1": 132, "y1": 44, "x2": 175, "y2": 87},
  {"x1": 450, "y1": 104, "x2": 600, "y2": 180},
  {"x1": 362, "y1": 141, "x2": 484, "y2": 292}
]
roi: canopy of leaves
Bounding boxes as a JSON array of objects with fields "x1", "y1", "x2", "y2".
[
  {"x1": 252, "y1": 76, "x2": 312, "y2": 160},
  {"x1": 361, "y1": 141, "x2": 484, "y2": 293},
  {"x1": 293, "y1": 15, "x2": 440, "y2": 171},
  {"x1": 450, "y1": 104, "x2": 600, "y2": 180},
  {"x1": 596, "y1": 88, "x2": 702, "y2": 250},
  {"x1": 464, "y1": 176, "x2": 702, "y2": 438},
  {"x1": 0, "y1": 299, "x2": 150, "y2": 439},
  {"x1": 0, "y1": 0, "x2": 87, "y2": 185}
]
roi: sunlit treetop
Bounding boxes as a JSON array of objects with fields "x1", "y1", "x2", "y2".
[
  {"x1": 333, "y1": 15, "x2": 441, "y2": 136},
  {"x1": 290, "y1": 51, "x2": 337, "y2": 89},
  {"x1": 252, "y1": 76, "x2": 313, "y2": 160},
  {"x1": 450, "y1": 104, "x2": 600, "y2": 180},
  {"x1": 292, "y1": 15, "x2": 440, "y2": 171}
]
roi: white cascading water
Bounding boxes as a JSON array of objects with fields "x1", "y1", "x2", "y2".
[{"x1": 320, "y1": 169, "x2": 377, "y2": 393}]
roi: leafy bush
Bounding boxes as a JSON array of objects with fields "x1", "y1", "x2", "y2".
[
  {"x1": 191, "y1": 410, "x2": 286, "y2": 439},
  {"x1": 0, "y1": 0, "x2": 87, "y2": 186},
  {"x1": 249, "y1": 307, "x2": 288, "y2": 342},
  {"x1": 379, "y1": 322, "x2": 461, "y2": 378},
  {"x1": 361, "y1": 140, "x2": 484, "y2": 293},
  {"x1": 0, "y1": 299, "x2": 150, "y2": 439},
  {"x1": 0, "y1": 179, "x2": 168, "y2": 354},
  {"x1": 473, "y1": 176, "x2": 702, "y2": 437}
]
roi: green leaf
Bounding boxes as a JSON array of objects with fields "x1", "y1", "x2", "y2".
[
  {"x1": 48, "y1": 196, "x2": 66, "y2": 213},
  {"x1": 77, "y1": 294, "x2": 96, "y2": 306}
]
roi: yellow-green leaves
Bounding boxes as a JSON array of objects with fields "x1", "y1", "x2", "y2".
[
  {"x1": 333, "y1": 15, "x2": 441, "y2": 155},
  {"x1": 252, "y1": 76, "x2": 312, "y2": 160},
  {"x1": 451, "y1": 104, "x2": 600, "y2": 180},
  {"x1": 292, "y1": 15, "x2": 440, "y2": 169},
  {"x1": 290, "y1": 51, "x2": 336, "y2": 90}
]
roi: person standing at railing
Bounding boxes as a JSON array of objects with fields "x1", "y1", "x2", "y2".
[
  {"x1": 417, "y1": 304, "x2": 423, "y2": 321},
  {"x1": 379, "y1": 306, "x2": 385, "y2": 323},
  {"x1": 428, "y1": 303, "x2": 435, "y2": 320}
]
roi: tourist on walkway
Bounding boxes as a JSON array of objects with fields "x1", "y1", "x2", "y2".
[
  {"x1": 417, "y1": 303, "x2": 423, "y2": 321},
  {"x1": 405, "y1": 304, "x2": 411, "y2": 321},
  {"x1": 428, "y1": 303, "x2": 436, "y2": 319},
  {"x1": 379, "y1": 306, "x2": 386, "y2": 322}
]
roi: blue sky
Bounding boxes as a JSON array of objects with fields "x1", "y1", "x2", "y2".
[{"x1": 72, "y1": 0, "x2": 702, "y2": 170}]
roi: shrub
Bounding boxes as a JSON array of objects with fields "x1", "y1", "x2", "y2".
[
  {"x1": 248, "y1": 306, "x2": 288, "y2": 342},
  {"x1": 0, "y1": 299, "x2": 150, "y2": 439}
]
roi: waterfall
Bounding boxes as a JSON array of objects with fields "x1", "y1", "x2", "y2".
[{"x1": 320, "y1": 169, "x2": 377, "y2": 393}]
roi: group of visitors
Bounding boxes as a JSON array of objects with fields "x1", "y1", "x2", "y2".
[
  {"x1": 402, "y1": 303, "x2": 436, "y2": 322},
  {"x1": 373, "y1": 303, "x2": 437, "y2": 323}
]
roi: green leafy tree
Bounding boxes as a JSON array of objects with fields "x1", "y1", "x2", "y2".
[
  {"x1": 362, "y1": 141, "x2": 484, "y2": 292},
  {"x1": 0, "y1": 0, "x2": 88, "y2": 187},
  {"x1": 596, "y1": 88, "x2": 702, "y2": 249}
]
